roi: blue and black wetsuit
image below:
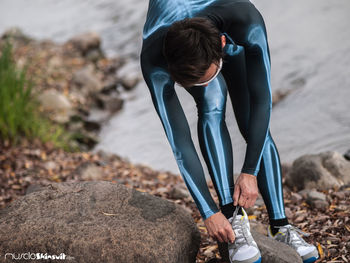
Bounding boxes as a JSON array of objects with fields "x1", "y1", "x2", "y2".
[{"x1": 140, "y1": 0, "x2": 287, "y2": 225}]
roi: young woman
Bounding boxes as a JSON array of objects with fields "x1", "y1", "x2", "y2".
[{"x1": 140, "y1": 1, "x2": 318, "y2": 262}]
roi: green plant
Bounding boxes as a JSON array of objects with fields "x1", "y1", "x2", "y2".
[{"x1": 0, "y1": 39, "x2": 78, "y2": 151}]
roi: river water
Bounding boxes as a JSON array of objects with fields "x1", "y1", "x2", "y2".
[{"x1": 1, "y1": 0, "x2": 349, "y2": 178}]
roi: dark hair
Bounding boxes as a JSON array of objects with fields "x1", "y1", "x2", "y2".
[{"x1": 163, "y1": 17, "x2": 223, "y2": 87}]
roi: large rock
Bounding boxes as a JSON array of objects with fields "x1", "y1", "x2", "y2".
[
  {"x1": 285, "y1": 151, "x2": 350, "y2": 190},
  {"x1": 0, "y1": 181, "x2": 200, "y2": 263},
  {"x1": 217, "y1": 231, "x2": 302, "y2": 263}
]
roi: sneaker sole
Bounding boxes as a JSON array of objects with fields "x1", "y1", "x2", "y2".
[
  {"x1": 231, "y1": 253, "x2": 261, "y2": 263},
  {"x1": 302, "y1": 248, "x2": 319, "y2": 263},
  {"x1": 303, "y1": 256, "x2": 319, "y2": 263}
]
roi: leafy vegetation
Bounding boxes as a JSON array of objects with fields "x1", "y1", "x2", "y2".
[{"x1": 0, "y1": 40, "x2": 77, "y2": 151}]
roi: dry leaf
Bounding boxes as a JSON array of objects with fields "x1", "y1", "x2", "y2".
[{"x1": 101, "y1": 211, "x2": 118, "y2": 216}]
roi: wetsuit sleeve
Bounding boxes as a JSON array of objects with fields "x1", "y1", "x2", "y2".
[
  {"x1": 225, "y1": 3, "x2": 273, "y2": 176},
  {"x1": 140, "y1": 51, "x2": 220, "y2": 220}
]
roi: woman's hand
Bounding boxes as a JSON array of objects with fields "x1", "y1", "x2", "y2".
[
  {"x1": 204, "y1": 211, "x2": 235, "y2": 243},
  {"x1": 233, "y1": 173, "x2": 259, "y2": 208}
]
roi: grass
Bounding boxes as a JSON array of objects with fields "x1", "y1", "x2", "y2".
[{"x1": 0, "y1": 39, "x2": 78, "y2": 151}]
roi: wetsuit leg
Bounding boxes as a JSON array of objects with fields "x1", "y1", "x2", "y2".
[
  {"x1": 184, "y1": 73, "x2": 236, "y2": 213},
  {"x1": 221, "y1": 40, "x2": 288, "y2": 222}
]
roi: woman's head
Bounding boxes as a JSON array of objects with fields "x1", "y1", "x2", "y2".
[{"x1": 163, "y1": 17, "x2": 225, "y2": 88}]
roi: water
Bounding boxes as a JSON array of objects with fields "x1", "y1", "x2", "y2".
[
  {"x1": 0, "y1": 0, "x2": 145, "y2": 58},
  {"x1": 1, "y1": 0, "x2": 349, "y2": 178}
]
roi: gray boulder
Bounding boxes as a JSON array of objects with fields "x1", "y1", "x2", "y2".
[
  {"x1": 217, "y1": 231, "x2": 302, "y2": 263},
  {"x1": 0, "y1": 181, "x2": 200, "y2": 263},
  {"x1": 285, "y1": 151, "x2": 350, "y2": 190}
]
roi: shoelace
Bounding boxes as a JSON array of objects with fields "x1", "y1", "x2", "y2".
[
  {"x1": 231, "y1": 205, "x2": 241, "y2": 220},
  {"x1": 277, "y1": 225, "x2": 310, "y2": 248},
  {"x1": 229, "y1": 206, "x2": 253, "y2": 249}
]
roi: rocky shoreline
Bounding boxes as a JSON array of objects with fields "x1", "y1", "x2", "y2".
[
  {"x1": 0, "y1": 27, "x2": 140, "y2": 151},
  {"x1": 0, "y1": 28, "x2": 349, "y2": 263}
]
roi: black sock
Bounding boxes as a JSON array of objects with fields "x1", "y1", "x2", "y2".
[
  {"x1": 269, "y1": 217, "x2": 289, "y2": 235},
  {"x1": 220, "y1": 202, "x2": 243, "y2": 219}
]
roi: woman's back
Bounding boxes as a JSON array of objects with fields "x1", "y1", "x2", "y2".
[{"x1": 142, "y1": 0, "x2": 217, "y2": 40}]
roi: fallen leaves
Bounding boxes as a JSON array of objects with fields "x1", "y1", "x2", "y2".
[
  {"x1": 345, "y1": 225, "x2": 350, "y2": 233},
  {"x1": 1, "y1": 138, "x2": 349, "y2": 263},
  {"x1": 317, "y1": 242, "x2": 324, "y2": 260}
]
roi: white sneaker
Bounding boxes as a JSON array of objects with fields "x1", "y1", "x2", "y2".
[
  {"x1": 267, "y1": 224, "x2": 319, "y2": 263},
  {"x1": 228, "y1": 206, "x2": 261, "y2": 263}
]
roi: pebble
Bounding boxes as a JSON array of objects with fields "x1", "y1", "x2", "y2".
[
  {"x1": 294, "y1": 214, "x2": 307, "y2": 223},
  {"x1": 297, "y1": 189, "x2": 309, "y2": 199},
  {"x1": 67, "y1": 31, "x2": 101, "y2": 55},
  {"x1": 307, "y1": 190, "x2": 326, "y2": 201},
  {"x1": 253, "y1": 210, "x2": 261, "y2": 217},
  {"x1": 291, "y1": 192, "x2": 303, "y2": 202},
  {"x1": 79, "y1": 163, "x2": 105, "y2": 181},
  {"x1": 169, "y1": 185, "x2": 190, "y2": 199},
  {"x1": 43, "y1": 161, "x2": 57, "y2": 171},
  {"x1": 38, "y1": 89, "x2": 72, "y2": 111},
  {"x1": 332, "y1": 191, "x2": 346, "y2": 199},
  {"x1": 254, "y1": 197, "x2": 264, "y2": 207},
  {"x1": 310, "y1": 200, "x2": 329, "y2": 210},
  {"x1": 72, "y1": 64, "x2": 103, "y2": 94}
]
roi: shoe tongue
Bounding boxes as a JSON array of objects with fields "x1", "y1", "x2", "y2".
[{"x1": 233, "y1": 214, "x2": 244, "y2": 223}]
